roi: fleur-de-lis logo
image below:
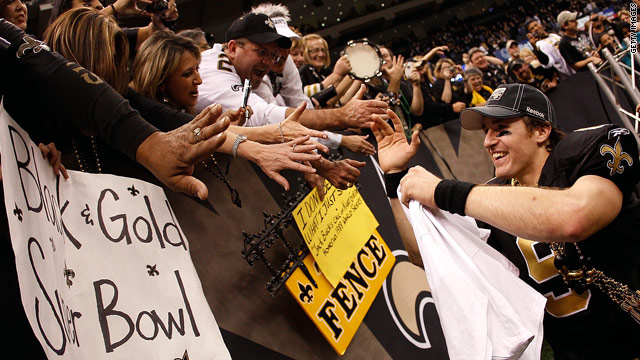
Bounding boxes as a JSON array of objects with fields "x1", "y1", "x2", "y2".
[
  {"x1": 298, "y1": 282, "x2": 314, "y2": 303},
  {"x1": 265, "y1": 18, "x2": 275, "y2": 28},
  {"x1": 17, "y1": 36, "x2": 50, "y2": 58},
  {"x1": 600, "y1": 137, "x2": 633, "y2": 176},
  {"x1": 64, "y1": 266, "x2": 75, "y2": 288},
  {"x1": 13, "y1": 203, "x2": 23, "y2": 222},
  {"x1": 147, "y1": 264, "x2": 159, "y2": 276},
  {"x1": 128, "y1": 185, "x2": 140, "y2": 196}
]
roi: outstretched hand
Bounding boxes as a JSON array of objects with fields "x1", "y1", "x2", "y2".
[
  {"x1": 280, "y1": 102, "x2": 329, "y2": 153},
  {"x1": 372, "y1": 109, "x2": 420, "y2": 173},
  {"x1": 250, "y1": 135, "x2": 322, "y2": 191},
  {"x1": 341, "y1": 134, "x2": 375, "y2": 155},
  {"x1": 341, "y1": 84, "x2": 389, "y2": 129},
  {"x1": 135, "y1": 104, "x2": 229, "y2": 200}
]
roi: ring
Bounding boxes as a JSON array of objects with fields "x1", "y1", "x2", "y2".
[
  {"x1": 193, "y1": 127, "x2": 202, "y2": 142},
  {"x1": 346, "y1": 182, "x2": 351, "y2": 188},
  {"x1": 292, "y1": 144, "x2": 297, "y2": 152}
]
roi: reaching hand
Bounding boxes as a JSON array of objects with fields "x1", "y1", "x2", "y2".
[
  {"x1": 304, "y1": 172, "x2": 327, "y2": 201},
  {"x1": 340, "y1": 134, "x2": 376, "y2": 155},
  {"x1": 383, "y1": 55, "x2": 405, "y2": 82},
  {"x1": 135, "y1": 104, "x2": 229, "y2": 200},
  {"x1": 249, "y1": 136, "x2": 321, "y2": 191},
  {"x1": 280, "y1": 102, "x2": 328, "y2": 143},
  {"x1": 341, "y1": 84, "x2": 389, "y2": 129},
  {"x1": 333, "y1": 56, "x2": 352, "y2": 77},
  {"x1": 372, "y1": 109, "x2": 420, "y2": 174},
  {"x1": 313, "y1": 158, "x2": 366, "y2": 190},
  {"x1": 221, "y1": 107, "x2": 248, "y2": 127}
]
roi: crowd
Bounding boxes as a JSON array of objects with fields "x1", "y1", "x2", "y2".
[{"x1": 1, "y1": 0, "x2": 639, "y2": 358}]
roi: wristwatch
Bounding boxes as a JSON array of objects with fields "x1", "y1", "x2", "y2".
[{"x1": 232, "y1": 134, "x2": 247, "y2": 157}]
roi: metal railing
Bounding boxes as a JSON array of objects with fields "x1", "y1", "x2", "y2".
[{"x1": 588, "y1": 43, "x2": 640, "y2": 148}]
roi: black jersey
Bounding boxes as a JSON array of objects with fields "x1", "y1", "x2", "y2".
[{"x1": 486, "y1": 124, "x2": 640, "y2": 359}]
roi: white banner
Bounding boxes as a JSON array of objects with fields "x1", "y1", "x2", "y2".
[{"x1": 0, "y1": 104, "x2": 230, "y2": 359}]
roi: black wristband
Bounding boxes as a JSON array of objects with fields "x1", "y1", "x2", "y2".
[
  {"x1": 434, "y1": 179, "x2": 476, "y2": 216},
  {"x1": 384, "y1": 169, "x2": 408, "y2": 198}
]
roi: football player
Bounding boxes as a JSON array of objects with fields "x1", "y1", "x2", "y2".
[{"x1": 376, "y1": 83, "x2": 640, "y2": 358}]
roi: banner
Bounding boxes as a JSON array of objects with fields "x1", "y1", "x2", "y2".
[
  {"x1": 292, "y1": 181, "x2": 378, "y2": 287},
  {"x1": 0, "y1": 105, "x2": 230, "y2": 359},
  {"x1": 285, "y1": 230, "x2": 394, "y2": 355}
]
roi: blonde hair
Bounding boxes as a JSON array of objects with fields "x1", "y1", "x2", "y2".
[
  {"x1": 44, "y1": 7, "x2": 129, "y2": 94},
  {"x1": 301, "y1": 33, "x2": 330, "y2": 68},
  {"x1": 131, "y1": 30, "x2": 201, "y2": 107},
  {"x1": 289, "y1": 27, "x2": 303, "y2": 51},
  {"x1": 434, "y1": 58, "x2": 455, "y2": 79}
]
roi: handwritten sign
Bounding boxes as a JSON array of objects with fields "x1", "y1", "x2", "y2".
[
  {"x1": 285, "y1": 230, "x2": 395, "y2": 355},
  {"x1": 0, "y1": 105, "x2": 230, "y2": 359},
  {"x1": 293, "y1": 181, "x2": 378, "y2": 287}
]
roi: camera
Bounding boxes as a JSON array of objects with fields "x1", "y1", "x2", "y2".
[{"x1": 146, "y1": 0, "x2": 169, "y2": 15}]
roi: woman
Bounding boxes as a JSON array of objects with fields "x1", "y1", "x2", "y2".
[
  {"x1": 0, "y1": 0, "x2": 27, "y2": 30},
  {"x1": 132, "y1": 29, "x2": 202, "y2": 114},
  {"x1": 299, "y1": 33, "x2": 352, "y2": 107},
  {"x1": 431, "y1": 58, "x2": 465, "y2": 105},
  {"x1": 463, "y1": 67, "x2": 493, "y2": 107},
  {"x1": 289, "y1": 35, "x2": 305, "y2": 69}
]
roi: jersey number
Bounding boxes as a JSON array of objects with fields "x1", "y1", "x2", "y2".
[
  {"x1": 517, "y1": 238, "x2": 590, "y2": 318},
  {"x1": 217, "y1": 53, "x2": 233, "y2": 73}
]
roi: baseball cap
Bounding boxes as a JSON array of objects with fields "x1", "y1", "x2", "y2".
[
  {"x1": 460, "y1": 84, "x2": 556, "y2": 130},
  {"x1": 509, "y1": 58, "x2": 527, "y2": 71},
  {"x1": 506, "y1": 40, "x2": 517, "y2": 49},
  {"x1": 557, "y1": 10, "x2": 578, "y2": 26},
  {"x1": 225, "y1": 13, "x2": 292, "y2": 48}
]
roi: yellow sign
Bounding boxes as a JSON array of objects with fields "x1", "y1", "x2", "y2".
[
  {"x1": 285, "y1": 230, "x2": 395, "y2": 355},
  {"x1": 292, "y1": 181, "x2": 379, "y2": 286}
]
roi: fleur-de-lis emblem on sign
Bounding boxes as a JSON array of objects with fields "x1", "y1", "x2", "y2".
[
  {"x1": 298, "y1": 282, "x2": 314, "y2": 303},
  {"x1": 600, "y1": 137, "x2": 633, "y2": 176}
]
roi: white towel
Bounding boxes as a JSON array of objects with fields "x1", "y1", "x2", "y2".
[{"x1": 398, "y1": 188, "x2": 546, "y2": 360}]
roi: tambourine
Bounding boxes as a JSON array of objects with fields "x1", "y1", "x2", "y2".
[{"x1": 341, "y1": 39, "x2": 383, "y2": 82}]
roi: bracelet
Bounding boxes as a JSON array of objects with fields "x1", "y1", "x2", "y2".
[
  {"x1": 278, "y1": 122, "x2": 285, "y2": 143},
  {"x1": 109, "y1": 4, "x2": 119, "y2": 19},
  {"x1": 384, "y1": 169, "x2": 408, "y2": 198},
  {"x1": 232, "y1": 134, "x2": 247, "y2": 157},
  {"x1": 434, "y1": 179, "x2": 476, "y2": 216}
]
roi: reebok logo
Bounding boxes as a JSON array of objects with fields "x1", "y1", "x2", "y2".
[{"x1": 526, "y1": 107, "x2": 545, "y2": 119}]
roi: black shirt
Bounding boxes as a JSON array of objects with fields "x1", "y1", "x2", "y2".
[
  {"x1": 559, "y1": 32, "x2": 592, "y2": 70},
  {"x1": 485, "y1": 125, "x2": 640, "y2": 359}
]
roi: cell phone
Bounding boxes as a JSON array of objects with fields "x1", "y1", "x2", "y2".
[
  {"x1": 241, "y1": 78, "x2": 251, "y2": 121},
  {"x1": 404, "y1": 63, "x2": 414, "y2": 79}
]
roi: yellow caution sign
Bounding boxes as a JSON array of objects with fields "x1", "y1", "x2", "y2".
[
  {"x1": 292, "y1": 181, "x2": 379, "y2": 287},
  {"x1": 285, "y1": 230, "x2": 395, "y2": 355}
]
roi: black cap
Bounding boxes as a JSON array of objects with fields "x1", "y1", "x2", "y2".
[
  {"x1": 460, "y1": 84, "x2": 556, "y2": 130},
  {"x1": 225, "y1": 13, "x2": 292, "y2": 48},
  {"x1": 509, "y1": 58, "x2": 527, "y2": 71}
]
